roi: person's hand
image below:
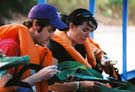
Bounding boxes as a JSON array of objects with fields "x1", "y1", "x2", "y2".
[
  {"x1": 94, "y1": 81, "x2": 112, "y2": 88},
  {"x1": 102, "y1": 61, "x2": 114, "y2": 74},
  {"x1": 23, "y1": 65, "x2": 59, "y2": 86},
  {"x1": 79, "y1": 81, "x2": 111, "y2": 91},
  {"x1": 36, "y1": 65, "x2": 59, "y2": 81},
  {"x1": 101, "y1": 54, "x2": 117, "y2": 74}
]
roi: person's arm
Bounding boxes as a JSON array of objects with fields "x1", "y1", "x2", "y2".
[
  {"x1": 48, "y1": 82, "x2": 79, "y2": 92},
  {"x1": 22, "y1": 65, "x2": 59, "y2": 86},
  {"x1": 48, "y1": 80, "x2": 112, "y2": 92},
  {"x1": 48, "y1": 81, "x2": 99, "y2": 92}
]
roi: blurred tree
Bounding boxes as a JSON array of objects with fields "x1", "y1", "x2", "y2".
[
  {"x1": 128, "y1": 0, "x2": 135, "y2": 24},
  {"x1": 97, "y1": 0, "x2": 122, "y2": 18},
  {"x1": 0, "y1": 0, "x2": 36, "y2": 24},
  {"x1": 0, "y1": 0, "x2": 135, "y2": 25},
  {"x1": 48, "y1": 0, "x2": 89, "y2": 15}
]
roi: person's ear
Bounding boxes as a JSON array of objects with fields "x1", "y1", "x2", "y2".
[
  {"x1": 69, "y1": 22, "x2": 74, "y2": 29},
  {"x1": 32, "y1": 19, "x2": 40, "y2": 30}
]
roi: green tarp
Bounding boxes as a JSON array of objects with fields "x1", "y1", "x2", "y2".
[
  {"x1": 0, "y1": 55, "x2": 30, "y2": 78},
  {"x1": 0, "y1": 55, "x2": 135, "y2": 92},
  {"x1": 53, "y1": 61, "x2": 135, "y2": 92}
]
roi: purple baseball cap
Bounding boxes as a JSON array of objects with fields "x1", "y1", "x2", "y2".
[{"x1": 28, "y1": 4, "x2": 67, "y2": 30}]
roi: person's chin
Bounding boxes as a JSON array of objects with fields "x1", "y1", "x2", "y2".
[
  {"x1": 77, "y1": 41, "x2": 84, "y2": 44},
  {"x1": 43, "y1": 40, "x2": 49, "y2": 44}
]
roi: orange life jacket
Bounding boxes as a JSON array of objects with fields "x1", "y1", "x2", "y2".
[
  {"x1": 52, "y1": 30, "x2": 103, "y2": 68},
  {"x1": 52, "y1": 30, "x2": 119, "y2": 80},
  {"x1": 0, "y1": 24, "x2": 53, "y2": 92}
]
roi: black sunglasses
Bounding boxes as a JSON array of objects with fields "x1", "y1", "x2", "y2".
[{"x1": 75, "y1": 11, "x2": 93, "y2": 19}]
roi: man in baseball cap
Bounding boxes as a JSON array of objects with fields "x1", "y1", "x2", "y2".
[{"x1": 0, "y1": 3, "x2": 67, "y2": 92}]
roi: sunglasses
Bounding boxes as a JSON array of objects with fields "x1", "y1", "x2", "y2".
[
  {"x1": 75, "y1": 12, "x2": 97, "y2": 30},
  {"x1": 75, "y1": 11, "x2": 93, "y2": 19}
]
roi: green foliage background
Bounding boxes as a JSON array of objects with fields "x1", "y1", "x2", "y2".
[{"x1": 0, "y1": 0, "x2": 135, "y2": 25}]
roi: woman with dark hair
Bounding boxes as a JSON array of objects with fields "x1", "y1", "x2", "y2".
[
  {"x1": 47, "y1": 8, "x2": 117, "y2": 92},
  {"x1": 48, "y1": 8, "x2": 118, "y2": 76}
]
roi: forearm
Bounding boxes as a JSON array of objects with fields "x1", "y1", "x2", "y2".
[
  {"x1": 48, "y1": 82, "x2": 78, "y2": 92},
  {"x1": 22, "y1": 73, "x2": 40, "y2": 86},
  {"x1": 0, "y1": 73, "x2": 12, "y2": 87},
  {"x1": 48, "y1": 81, "x2": 95, "y2": 92}
]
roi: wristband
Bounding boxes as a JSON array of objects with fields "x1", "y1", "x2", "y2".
[{"x1": 76, "y1": 81, "x2": 80, "y2": 89}]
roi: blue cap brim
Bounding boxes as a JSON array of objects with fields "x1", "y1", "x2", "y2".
[{"x1": 50, "y1": 19, "x2": 68, "y2": 30}]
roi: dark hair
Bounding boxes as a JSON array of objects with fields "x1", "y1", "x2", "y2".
[
  {"x1": 23, "y1": 19, "x2": 50, "y2": 29},
  {"x1": 61, "y1": 8, "x2": 98, "y2": 31},
  {"x1": 59, "y1": 14, "x2": 69, "y2": 25}
]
